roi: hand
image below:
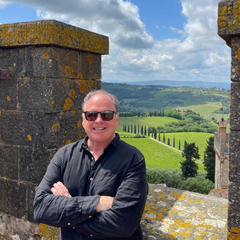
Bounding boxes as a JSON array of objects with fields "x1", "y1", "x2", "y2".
[
  {"x1": 96, "y1": 196, "x2": 113, "y2": 212},
  {"x1": 51, "y1": 181, "x2": 72, "y2": 198}
]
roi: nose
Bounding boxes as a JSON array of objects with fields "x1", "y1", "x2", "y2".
[{"x1": 95, "y1": 112, "x2": 103, "y2": 122}]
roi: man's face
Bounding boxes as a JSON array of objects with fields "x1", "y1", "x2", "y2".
[{"x1": 82, "y1": 93, "x2": 119, "y2": 146}]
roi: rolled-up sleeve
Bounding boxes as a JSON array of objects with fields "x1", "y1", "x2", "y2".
[{"x1": 75, "y1": 156, "x2": 148, "y2": 238}]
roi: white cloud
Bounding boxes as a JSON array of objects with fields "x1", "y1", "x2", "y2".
[{"x1": 0, "y1": 0, "x2": 231, "y2": 83}]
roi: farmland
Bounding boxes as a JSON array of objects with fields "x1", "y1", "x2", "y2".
[{"x1": 120, "y1": 137, "x2": 205, "y2": 172}]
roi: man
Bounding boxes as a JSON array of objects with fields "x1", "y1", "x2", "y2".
[{"x1": 34, "y1": 90, "x2": 148, "y2": 240}]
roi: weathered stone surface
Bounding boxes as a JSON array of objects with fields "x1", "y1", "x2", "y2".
[
  {"x1": 26, "y1": 184, "x2": 37, "y2": 222},
  {"x1": 230, "y1": 82, "x2": 240, "y2": 128},
  {"x1": 0, "y1": 110, "x2": 36, "y2": 146},
  {"x1": 0, "y1": 144, "x2": 18, "y2": 180},
  {"x1": 0, "y1": 48, "x2": 25, "y2": 77},
  {"x1": 218, "y1": 0, "x2": 240, "y2": 46},
  {"x1": 229, "y1": 131, "x2": 240, "y2": 180},
  {"x1": 19, "y1": 147, "x2": 56, "y2": 184},
  {"x1": 18, "y1": 78, "x2": 101, "y2": 112},
  {"x1": 0, "y1": 79, "x2": 18, "y2": 110},
  {"x1": 230, "y1": 37, "x2": 240, "y2": 81},
  {"x1": 0, "y1": 179, "x2": 26, "y2": 218},
  {"x1": 0, "y1": 110, "x2": 86, "y2": 148},
  {"x1": 0, "y1": 20, "x2": 109, "y2": 54},
  {"x1": 141, "y1": 185, "x2": 228, "y2": 240}
]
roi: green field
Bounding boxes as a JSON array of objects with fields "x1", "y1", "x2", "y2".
[
  {"x1": 117, "y1": 116, "x2": 180, "y2": 132},
  {"x1": 177, "y1": 101, "x2": 229, "y2": 121},
  {"x1": 159, "y1": 132, "x2": 213, "y2": 160},
  {"x1": 121, "y1": 137, "x2": 205, "y2": 172}
]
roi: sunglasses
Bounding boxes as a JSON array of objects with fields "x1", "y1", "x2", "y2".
[{"x1": 84, "y1": 110, "x2": 118, "y2": 121}]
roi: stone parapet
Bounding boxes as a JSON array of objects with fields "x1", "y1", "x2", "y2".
[
  {"x1": 0, "y1": 20, "x2": 109, "y2": 54},
  {"x1": 0, "y1": 20, "x2": 107, "y2": 226}
]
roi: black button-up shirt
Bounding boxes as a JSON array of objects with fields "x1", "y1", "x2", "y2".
[{"x1": 34, "y1": 134, "x2": 148, "y2": 240}]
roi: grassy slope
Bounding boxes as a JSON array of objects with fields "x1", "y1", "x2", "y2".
[{"x1": 121, "y1": 137, "x2": 205, "y2": 172}]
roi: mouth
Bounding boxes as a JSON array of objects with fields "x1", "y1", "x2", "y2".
[{"x1": 93, "y1": 127, "x2": 106, "y2": 131}]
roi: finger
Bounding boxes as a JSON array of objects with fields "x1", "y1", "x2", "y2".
[{"x1": 51, "y1": 187, "x2": 57, "y2": 195}]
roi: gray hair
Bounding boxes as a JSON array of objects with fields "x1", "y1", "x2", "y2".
[{"x1": 82, "y1": 90, "x2": 119, "y2": 112}]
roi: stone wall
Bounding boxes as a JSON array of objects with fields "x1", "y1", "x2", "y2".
[
  {"x1": 0, "y1": 184, "x2": 228, "y2": 240},
  {"x1": 0, "y1": 20, "x2": 108, "y2": 239},
  {"x1": 218, "y1": 0, "x2": 240, "y2": 238}
]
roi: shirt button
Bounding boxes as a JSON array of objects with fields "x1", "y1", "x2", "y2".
[
  {"x1": 68, "y1": 223, "x2": 71, "y2": 226},
  {"x1": 91, "y1": 157, "x2": 94, "y2": 161},
  {"x1": 89, "y1": 215, "x2": 92, "y2": 218},
  {"x1": 90, "y1": 177, "x2": 93, "y2": 181},
  {"x1": 90, "y1": 234, "x2": 93, "y2": 237}
]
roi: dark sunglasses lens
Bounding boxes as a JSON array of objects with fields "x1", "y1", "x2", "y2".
[
  {"x1": 85, "y1": 111, "x2": 97, "y2": 121},
  {"x1": 101, "y1": 111, "x2": 114, "y2": 121}
]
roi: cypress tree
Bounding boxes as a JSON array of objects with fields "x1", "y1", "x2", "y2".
[
  {"x1": 168, "y1": 138, "x2": 170, "y2": 145},
  {"x1": 173, "y1": 136, "x2": 175, "y2": 148},
  {"x1": 179, "y1": 140, "x2": 181, "y2": 150},
  {"x1": 163, "y1": 133, "x2": 165, "y2": 143}
]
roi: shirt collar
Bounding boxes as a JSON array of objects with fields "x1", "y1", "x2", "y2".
[{"x1": 81, "y1": 133, "x2": 120, "y2": 151}]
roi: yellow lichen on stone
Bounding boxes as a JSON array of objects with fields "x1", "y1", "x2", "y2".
[
  {"x1": 88, "y1": 79, "x2": 93, "y2": 88},
  {"x1": 63, "y1": 98, "x2": 73, "y2": 110},
  {"x1": 218, "y1": 6, "x2": 228, "y2": 16},
  {"x1": 88, "y1": 54, "x2": 93, "y2": 64},
  {"x1": 77, "y1": 120, "x2": 82, "y2": 128},
  {"x1": 44, "y1": 49, "x2": 50, "y2": 60},
  {"x1": 65, "y1": 140, "x2": 72, "y2": 145},
  {"x1": 7, "y1": 96, "x2": 11, "y2": 101},
  {"x1": 37, "y1": 223, "x2": 59, "y2": 240},
  {"x1": 65, "y1": 66, "x2": 72, "y2": 77},
  {"x1": 52, "y1": 123, "x2": 60, "y2": 133},
  {"x1": 27, "y1": 135, "x2": 32, "y2": 141},
  {"x1": 218, "y1": 16, "x2": 227, "y2": 28},
  {"x1": 0, "y1": 20, "x2": 109, "y2": 55},
  {"x1": 76, "y1": 80, "x2": 88, "y2": 93},
  {"x1": 78, "y1": 72, "x2": 83, "y2": 79},
  {"x1": 69, "y1": 89, "x2": 75, "y2": 99}
]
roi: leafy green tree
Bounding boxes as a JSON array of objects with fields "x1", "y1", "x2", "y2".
[
  {"x1": 181, "y1": 143, "x2": 199, "y2": 179},
  {"x1": 203, "y1": 137, "x2": 215, "y2": 182}
]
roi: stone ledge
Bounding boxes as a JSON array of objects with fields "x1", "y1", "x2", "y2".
[{"x1": 0, "y1": 20, "x2": 109, "y2": 54}]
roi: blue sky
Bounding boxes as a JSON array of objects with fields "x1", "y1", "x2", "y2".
[{"x1": 0, "y1": 0, "x2": 231, "y2": 84}]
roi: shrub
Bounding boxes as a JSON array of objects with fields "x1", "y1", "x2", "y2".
[
  {"x1": 146, "y1": 167, "x2": 165, "y2": 184},
  {"x1": 179, "y1": 177, "x2": 214, "y2": 194}
]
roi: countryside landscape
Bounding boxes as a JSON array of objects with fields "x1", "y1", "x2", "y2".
[{"x1": 102, "y1": 81, "x2": 230, "y2": 193}]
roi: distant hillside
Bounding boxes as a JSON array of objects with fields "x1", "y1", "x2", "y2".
[
  {"x1": 105, "y1": 80, "x2": 230, "y2": 90},
  {"x1": 102, "y1": 82, "x2": 230, "y2": 120}
]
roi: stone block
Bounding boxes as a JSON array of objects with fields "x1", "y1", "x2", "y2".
[
  {"x1": 230, "y1": 37, "x2": 240, "y2": 81},
  {"x1": 0, "y1": 110, "x2": 36, "y2": 147},
  {"x1": 0, "y1": 48, "x2": 25, "y2": 77},
  {"x1": 228, "y1": 182, "x2": 240, "y2": 209},
  {"x1": 0, "y1": 20, "x2": 109, "y2": 55},
  {"x1": 79, "y1": 51, "x2": 101, "y2": 80},
  {"x1": 0, "y1": 178, "x2": 27, "y2": 218},
  {"x1": 19, "y1": 146, "x2": 56, "y2": 184},
  {"x1": 17, "y1": 78, "x2": 101, "y2": 112},
  {"x1": 228, "y1": 207, "x2": 240, "y2": 232},
  {"x1": 0, "y1": 79, "x2": 18, "y2": 110},
  {"x1": 229, "y1": 131, "x2": 240, "y2": 182},
  {"x1": 0, "y1": 109, "x2": 86, "y2": 148},
  {"x1": 24, "y1": 46, "x2": 79, "y2": 78},
  {"x1": 0, "y1": 144, "x2": 18, "y2": 180},
  {"x1": 230, "y1": 82, "x2": 240, "y2": 129},
  {"x1": 26, "y1": 183, "x2": 37, "y2": 221},
  {"x1": 218, "y1": 0, "x2": 240, "y2": 47}
]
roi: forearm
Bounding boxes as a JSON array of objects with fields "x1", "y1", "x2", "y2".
[{"x1": 34, "y1": 188, "x2": 100, "y2": 227}]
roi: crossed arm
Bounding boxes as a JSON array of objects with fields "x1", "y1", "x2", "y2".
[{"x1": 51, "y1": 181, "x2": 113, "y2": 212}]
